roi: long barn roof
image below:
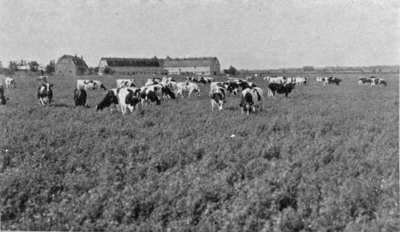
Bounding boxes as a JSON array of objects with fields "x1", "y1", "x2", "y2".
[
  {"x1": 101, "y1": 57, "x2": 162, "y2": 67},
  {"x1": 163, "y1": 57, "x2": 219, "y2": 67}
]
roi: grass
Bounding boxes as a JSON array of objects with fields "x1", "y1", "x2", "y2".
[{"x1": 0, "y1": 72, "x2": 399, "y2": 231}]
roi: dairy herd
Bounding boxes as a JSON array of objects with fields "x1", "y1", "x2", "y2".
[{"x1": 0, "y1": 75, "x2": 390, "y2": 114}]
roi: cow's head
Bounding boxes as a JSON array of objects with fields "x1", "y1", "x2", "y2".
[
  {"x1": 96, "y1": 90, "x2": 118, "y2": 110},
  {"x1": 100, "y1": 83, "x2": 107, "y2": 90}
]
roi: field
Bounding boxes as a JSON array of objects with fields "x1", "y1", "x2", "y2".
[{"x1": 0, "y1": 73, "x2": 399, "y2": 231}]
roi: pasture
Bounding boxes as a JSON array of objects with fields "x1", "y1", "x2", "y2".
[{"x1": 0, "y1": 73, "x2": 399, "y2": 231}]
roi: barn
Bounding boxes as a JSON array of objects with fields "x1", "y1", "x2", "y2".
[
  {"x1": 98, "y1": 57, "x2": 166, "y2": 75},
  {"x1": 163, "y1": 57, "x2": 220, "y2": 75},
  {"x1": 55, "y1": 55, "x2": 88, "y2": 76}
]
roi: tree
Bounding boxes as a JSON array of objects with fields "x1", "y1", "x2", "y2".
[
  {"x1": 8, "y1": 61, "x2": 18, "y2": 71},
  {"x1": 103, "y1": 66, "x2": 114, "y2": 74},
  {"x1": 28, "y1": 61, "x2": 39, "y2": 72},
  {"x1": 223, "y1": 66, "x2": 238, "y2": 76},
  {"x1": 45, "y1": 60, "x2": 55, "y2": 74}
]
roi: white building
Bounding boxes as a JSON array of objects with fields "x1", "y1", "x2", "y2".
[{"x1": 163, "y1": 57, "x2": 220, "y2": 75}]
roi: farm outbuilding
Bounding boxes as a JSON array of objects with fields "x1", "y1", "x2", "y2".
[
  {"x1": 55, "y1": 55, "x2": 89, "y2": 76},
  {"x1": 98, "y1": 57, "x2": 166, "y2": 75},
  {"x1": 163, "y1": 57, "x2": 220, "y2": 75}
]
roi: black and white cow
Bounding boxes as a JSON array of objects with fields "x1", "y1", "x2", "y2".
[
  {"x1": 209, "y1": 82, "x2": 226, "y2": 111},
  {"x1": 37, "y1": 82, "x2": 53, "y2": 106},
  {"x1": 321, "y1": 76, "x2": 341, "y2": 86},
  {"x1": 145, "y1": 77, "x2": 162, "y2": 86},
  {"x1": 73, "y1": 88, "x2": 87, "y2": 106},
  {"x1": 225, "y1": 79, "x2": 255, "y2": 95},
  {"x1": 240, "y1": 87, "x2": 263, "y2": 115},
  {"x1": 139, "y1": 84, "x2": 163, "y2": 106},
  {"x1": 358, "y1": 77, "x2": 373, "y2": 85},
  {"x1": 5, "y1": 77, "x2": 16, "y2": 88},
  {"x1": 371, "y1": 77, "x2": 387, "y2": 86},
  {"x1": 0, "y1": 85, "x2": 8, "y2": 105},
  {"x1": 116, "y1": 79, "x2": 136, "y2": 88},
  {"x1": 175, "y1": 82, "x2": 200, "y2": 98},
  {"x1": 77, "y1": 80, "x2": 107, "y2": 91},
  {"x1": 267, "y1": 82, "x2": 295, "y2": 97},
  {"x1": 96, "y1": 89, "x2": 119, "y2": 111}
]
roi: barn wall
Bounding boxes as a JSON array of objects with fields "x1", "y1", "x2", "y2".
[
  {"x1": 166, "y1": 66, "x2": 211, "y2": 75},
  {"x1": 55, "y1": 58, "x2": 76, "y2": 76},
  {"x1": 108, "y1": 66, "x2": 166, "y2": 75}
]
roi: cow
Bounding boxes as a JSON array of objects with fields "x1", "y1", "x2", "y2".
[
  {"x1": 5, "y1": 77, "x2": 16, "y2": 88},
  {"x1": 358, "y1": 77, "x2": 373, "y2": 85},
  {"x1": 37, "y1": 76, "x2": 48, "y2": 82},
  {"x1": 268, "y1": 76, "x2": 286, "y2": 84},
  {"x1": 145, "y1": 77, "x2": 162, "y2": 86},
  {"x1": 116, "y1": 79, "x2": 136, "y2": 88},
  {"x1": 295, "y1": 77, "x2": 307, "y2": 85},
  {"x1": 267, "y1": 82, "x2": 295, "y2": 97},
  {"x1": 240, "y1": 87, "x2": 263, "y2": 115},
  {"x1": 139, "y1": 84, "x2": 163, "y2": 106},
  {"x1": 321, "y1": 76, "x2": 341, "y2": 86},
  {"x1": 175, "y1": 82, "x2": 200, "y2": 98},
  {"x1": 96, "y1": 89, "x2": 119, "y2": 111},
  {"x1": 77, "y1": 80, "x2": 107, "y2": 91},
  {"x1": 201, "y1": 76, "x2": 214, "y2": 83},
  {"x1": 37, "y1": 82, "x2": 53, "y2": 106},
  {"x1": 371, "y1": 78, "x2": 387, "y2": 86},
  {"x1": 225, "y1": 79, "x2": 256, "y2": 95},
  {"x1": 0, "y1": 85, "x2": 8, "y2": 105},
  {"x1": 73, "y1": 88, "x2": 87, "y2": 106},
  {"x1": 117, "y1": 87, "x2": 141, "y2": 114},
  {"x1": 209, "y1": 85, "x2": 226, "y2": 112}
]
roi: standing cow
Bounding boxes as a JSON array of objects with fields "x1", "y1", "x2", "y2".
[
  {"x1": 0, "y1": 85, "x2": 8, "y2": 105},
  {"x1": 240, "y1": 87, "x2": 263, "y2": 115},
  {"x1": 37, "y1": 82, "x2": 53, "y2": 106},
  {"x1": 5, "y1": 77, "x2": 16, "y2": 88},
  {"x1": 175, "y1": 82, "x2": 200, "y2": 98},
  {"x1": 209, "y1": 82, "x2": 226, "y2": 112},
  {"x1": 267, "y1": 83, "x2": 296, "y2": 97},
  {"x1": 73, "y1": 88, "x2": 87, "y2": 106},
  {"x1": 77, "y1": 80, "x2": 107, "y2": 91}
]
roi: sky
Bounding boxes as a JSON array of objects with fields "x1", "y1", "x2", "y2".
[{"x1": 0, "y1": 0, "x2": 398, "y2": 69}]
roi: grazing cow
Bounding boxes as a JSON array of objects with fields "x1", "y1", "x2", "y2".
[
  {"x1": 145, "y1": 77, "x2": 162, "y2": 86},
  {"x1": 96, "y1": 89, "x2": 119, "y2": 110},
  {"x1": 268, "y1": 76, "x2": 286, "y2": 84},
  {"x1": 77, "y1": 80, "x2": 107, "y2": 90},
  {"x1": 267, "y1": 82, "x2": 295, "y2": 97},
  {"x1": 209, "y1": 85, "x2": 226, "y2": 112},
  {"x1": 225, "y1": 79, "x2": 256, "y2": 95},
  {"x1": 73, "y1": 88, "x2": 87, "y2": 106},
  {"x1": 321, "y1": 76, "x2": 341, "y2": 86},
  {"x1": 316, "y1": 77, "x2": 324, "y2": 82},
  {"x1": 117, "y1": 87, "x2": 141, "y2": 114},
  {"x1": 201, "y1": 76, "x2": 214, "y2": 83},
  {"x1": 139, "y1": 84, "x2": 162, "y2": 106},
  {"x1": 175, "y1": 82, "x2": 200, "y2": 98},
  {"x1": 37, "y1": 82, "x2": 53, "y2": 106},
  {"x1": 0, "y1": 85, "x2": 8, "y2": 105},
  {"x1": 295, "y1": 77, "x2": 307, "y2": 85},
  {"x1": 116, "y1": 79, "x2": 136, "y2": 88},
  {"x1": 358, "y1": 77, "x2": 373, "y2": 85},
  {"x1": 240, "y1": 87, "x2": 263, "y2": 115},
  {"x1": 5, "y1": 77, "x2": 16, "y2": 88},
  {"x1": 371, "y1": 78, "x2": 387, "y2": 86}
]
